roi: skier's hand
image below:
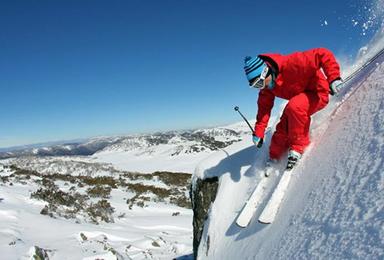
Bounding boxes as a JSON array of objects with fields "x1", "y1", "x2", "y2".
[
  {"x1": 330, "y1": 79, "x2": 344, "y2": 96},
  {"x1": 252, "y1": 134, "x2": 263, "y2": 148}
]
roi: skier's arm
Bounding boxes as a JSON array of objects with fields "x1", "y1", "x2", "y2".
[
  {"x1": 254, "y1": 89, "x2": 275, "y2": 138},
  {"x1": 309, "y1": 48, "x2": 341, "y2": 84}
]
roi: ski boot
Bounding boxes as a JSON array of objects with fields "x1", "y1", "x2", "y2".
[{"x1": 286, "y1": 150, "x2": 302, "y2": 171}]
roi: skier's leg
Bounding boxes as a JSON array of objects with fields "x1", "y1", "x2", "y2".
[
  {"x1": 284, "y1": 93, "x2": 312, "y2": 153},
  {"x1": 285, "y1": 92, "x2": 328, "y2": 153},
  {"x1": 269, "y1": 113, "x2": 289, "y2": 160}
]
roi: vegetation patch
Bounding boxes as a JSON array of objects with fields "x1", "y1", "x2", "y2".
[
  {"x1": 0, "y1": 176, "x2": 10, "y2": 183},
  {"x1": 125, "y1": 179, "x2": 191, "y2": 209},
  {"x1": 30, "y1": 184, "x2": 98, "y2": 221},
  {"x1": 31, "y1": 187, "x2": 87, "y2": 208},
  {"x1": 86, "y1": 185, "x2": 112, "y2": 198},
  {"x1": 80, "y1": 176, "x2": 117, "y2": 188},
  {"x1": 86, "y1": 199, "x2": 115, "y2": 224},
  {"x1": 2, "y1": 164, "x2": 192, "y2": 224},
  {"x1": 152, "y1": 171, "x2": 191, "y2": 186}
]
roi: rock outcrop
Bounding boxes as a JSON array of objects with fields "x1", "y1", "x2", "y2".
[{"x1": 190, "y1": 176, "x2": 219, "y2": 259}]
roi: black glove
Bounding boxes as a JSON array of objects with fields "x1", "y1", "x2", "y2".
[{"x1": 252, "y1": 134, "x2": 263, "y2": 148}]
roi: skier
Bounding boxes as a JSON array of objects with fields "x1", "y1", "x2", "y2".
[{"x1": 244, "y1": 48, "x2": 343, "y2": 170}]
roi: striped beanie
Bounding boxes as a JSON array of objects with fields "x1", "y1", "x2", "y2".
[{"x1": 244, "y1": 56, "x2": 265, "y2": 84}]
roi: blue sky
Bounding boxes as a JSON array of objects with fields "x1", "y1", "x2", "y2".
[{"x1": 0, "y1": 0, "x2": 381, "y2": 148}]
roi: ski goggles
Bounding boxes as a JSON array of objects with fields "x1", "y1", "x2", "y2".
[{"x1": 250, "y1": 65, "x2": 269, "y2": 89}]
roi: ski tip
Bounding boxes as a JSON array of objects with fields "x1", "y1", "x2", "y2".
[
  {"x1": 236, "y1": 217, "x2": 250, "y2": 228},
  {"x1": 235, "y1": 222, "x2": 247, "y2": 228},
  {"x1": 258, "y1": 218, "x2": 272, "y2": 224}
]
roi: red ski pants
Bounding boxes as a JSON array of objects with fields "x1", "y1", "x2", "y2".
[{"x1": 269, "y1": 92, "x2": 328, "y2": 159}]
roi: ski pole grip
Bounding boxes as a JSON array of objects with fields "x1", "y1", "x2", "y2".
[{"x1": 257, "y1": 138, "x2": 263, "y2": 148}]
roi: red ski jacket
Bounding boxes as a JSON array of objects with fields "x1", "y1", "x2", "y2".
[{"x1": 254, "y1": 48, "x2": 341, "y2": 138}]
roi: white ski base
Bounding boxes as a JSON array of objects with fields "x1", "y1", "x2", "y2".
[
  {"x1": 236, "y1": 176, "x2": 269, "y2": 228},
  {"x1": 258, "y1": 170, "x2": 293, "y2": 224}
]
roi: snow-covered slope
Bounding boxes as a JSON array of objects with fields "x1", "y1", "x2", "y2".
[
  {"x1": 0, "y1": 163, "x2": 194, "y2": 259},
  {"x1": 194, "y1": 49, "x2": 384, "y2": 258}
]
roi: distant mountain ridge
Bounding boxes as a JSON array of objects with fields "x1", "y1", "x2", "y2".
[
  {"x1": 0, "y1": 122, "x2": 250, "y2": 160},
  {"x1": 0, "y1": 137, "x2": 121, "y2": 159}
]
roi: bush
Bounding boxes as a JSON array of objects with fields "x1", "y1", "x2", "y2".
[
  {"x1": 86, "y1": 185, "x2": 112, "y2": 198},
  {"x1": 152, "y1": 171, "x2": 191, "y2": 186},
  {"x1": 80, "y1": 176, "x2": 117, "y2": 188},
  {"x1": 86, "y1": 199, "x2": 115, "y2": 223}
]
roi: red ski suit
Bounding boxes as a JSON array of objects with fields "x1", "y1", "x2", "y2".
[{"x1": 254, "y1": 48, "x2": 341, "y2": 159}]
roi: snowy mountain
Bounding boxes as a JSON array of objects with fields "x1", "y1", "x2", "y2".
[
  {"x1": 0, "y1": 124, "x2": 247, "y2": 160},
  {"x1": 92, "y1": 125, "x2": 250, "y2": 174},
  {"x1": 192, "y1": 44, "x2": 384, "y2": 258},
  {"x1": 2, "y1": 126, "x2": 242, "y2": 156},
  {"x1": 0, "y1": 137, "x2": 121, "y2": 159},
  {"x1": 0, "y1": 123, "x2": 250, "y2": 175}
]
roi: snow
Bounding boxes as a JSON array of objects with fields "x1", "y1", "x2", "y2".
[
  {"x1": 91, "y1": 123, "x2": 251, "y2": 174},
  {"x1": 93, "y1": 147, "x2": 212, "y2": 174},
  {"x1": 194, "y1": 44, "x2": 384, "y2": 258},
  {"x1": 0, "y1": 180, "x2": 193, "y2": 259}
]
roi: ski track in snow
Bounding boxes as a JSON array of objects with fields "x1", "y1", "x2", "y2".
[{"x1": 196, "y1": 51, "x2": 384, "y2": 259}]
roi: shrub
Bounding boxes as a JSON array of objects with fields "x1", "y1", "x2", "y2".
[
  {"x1": 152, "y1": 171, "x2": 191, "y2": 186},
  {"x1": 80, "y1": 176, "x2": 117, "y2": 188},
  {"x1": 86, "y1": 185, "x2": 112, "y2": 198},
  {"x1": 86, "y1": 199, "x2": 115, "y2": 223}
]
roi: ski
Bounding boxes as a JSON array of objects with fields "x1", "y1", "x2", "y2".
[
  {"x1": 258, "y1": 169, "x2": 293, "y2": 224},
  {"x1": 236, "y1": 175, "x2": 269, "y2": 228}
]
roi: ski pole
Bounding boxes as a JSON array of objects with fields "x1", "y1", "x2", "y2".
[
  {"x1": 234, "y1": 106, "x2": 263, "y2": 148},
  {"x1": 234, "y1": 106, "x2": 254, "y2": 133}
]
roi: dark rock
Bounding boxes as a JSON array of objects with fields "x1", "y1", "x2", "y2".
[
  {"x1": 33, "y1": 246, "x2": 51, "y2": 259},
  {"x1": 190, "y1": 176, "x2": 219, "y2": 259}
]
